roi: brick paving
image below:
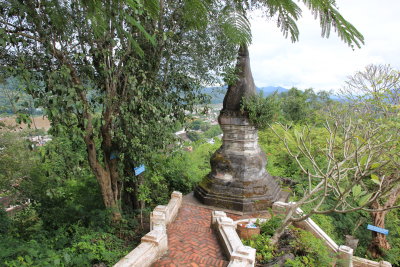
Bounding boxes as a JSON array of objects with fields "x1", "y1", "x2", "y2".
[{"x1": 153, "y1": 204, "x2": 235, "y2": 267}]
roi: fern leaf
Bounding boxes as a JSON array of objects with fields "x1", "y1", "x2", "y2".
[
  {"x1": 263, "y1": 0, "x2": 302, "y2": 42},
  {"x1": 220, "y1": 8, "x2": 252, "y2": 45},
  {"x1": 302, "y1": 0, "x2": 364, "y2": 48}
]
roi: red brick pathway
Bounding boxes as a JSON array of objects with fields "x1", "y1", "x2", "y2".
[{"x1": 152, "y1": 204, "x2": 236, "y2": 267}]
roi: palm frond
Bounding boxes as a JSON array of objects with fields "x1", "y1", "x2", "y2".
[
  {"x1": 220, "y1": 7, "x2": 252, "y2": 45},
  {"x1": 265, "y1": 0, "x2": 302, "y2": 42},
  {"x1": 183, "y1": 0, "x2": 210, "y2": 30},
  {"x1": 302, "y1": 0, "x2": 364, "y2": 48}
]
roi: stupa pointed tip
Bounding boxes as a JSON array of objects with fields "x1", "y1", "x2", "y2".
[{"x1": 222, "y1": 44, "x2": 256, "y2": 112}]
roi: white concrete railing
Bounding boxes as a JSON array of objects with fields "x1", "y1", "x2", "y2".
[
  {"x1": 211, "y1": 211, "x2": 256, "y2": 267},
  {"x1": 114, "y1": 191, "x2": 183, "y2": 267},
  {"x1": 353, "y1": 257, "x2": 392, "y2": 267},
  {"x1": 272, "y1": 201, "x2": 392, "y2": 267},
  {"x1": 114, "y1": 229, "x2": 167, "y2": 267}
]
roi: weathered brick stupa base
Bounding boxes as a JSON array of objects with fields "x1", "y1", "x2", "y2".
[{"x1": 194, "y1": 112, "x2": 287, "y2": 213}]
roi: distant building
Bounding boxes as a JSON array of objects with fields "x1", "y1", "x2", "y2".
[
  {"x1": 28, "y1": 135, "x2": 52, "y2": 146},
  {"x1": 207, "y1": 139, "x2": 215, "y2": 144}
]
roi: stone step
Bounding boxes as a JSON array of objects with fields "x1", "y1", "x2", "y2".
[
  {"x1": 168, "y1": 224, "x2": 213, "y2": 234},
  {"x1": 154, "y1": 250, "x2": 229, "y2": 267}
]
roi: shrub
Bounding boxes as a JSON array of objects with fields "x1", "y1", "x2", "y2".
[
  {"x1": 240, "y1": 92, "x2": 280, "y2": 129},
  {"x1": 259, "y1": 214, "x2": 283, "y2": 237},
  {"x1": 0, "y1": 223, "x2": 134, "y2": 267},
  {"x1": 287, "y1": 227, "x2": 334, "y2": 267},
  {"x1": 0, "y1": 207, "x2": 10, "y2": 234},
  {"x1": 242, "y1": 234, "x2": 275, "y2": 263}
]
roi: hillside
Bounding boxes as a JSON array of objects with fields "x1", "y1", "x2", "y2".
[{"x1": 202, "y1": 86, "x2": 288, "y2": 104}]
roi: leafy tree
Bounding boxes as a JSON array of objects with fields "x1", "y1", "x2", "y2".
[
  {"x1": 0, "y1": 131, "x2": 37, "y2": 202},
  {"x1": 278, "y1": 88, "x2": 334, "y2": 123},
  {"x1": 203, "y1": 125, "x2": 222, "y2": 139},
  {"x1": 269, "y1": 99, "x2": 399, "y2": 246},
  {"x1": 0, "y1": 0, "x2": 238, "y2": 220},
  {"x1": 341, "y1": 64, "x2": 400, "y2": 257},
  {"x1": 281, "y1": 88, "x2": 310, "y2": 122}
]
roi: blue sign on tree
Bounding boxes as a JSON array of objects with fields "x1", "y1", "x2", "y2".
[
  {"x1": 134, "y1": 165, "x2": 145, "y2": 176},
  {"x1": 367, "y1": 224, "x2": 389, "y2": 235}
]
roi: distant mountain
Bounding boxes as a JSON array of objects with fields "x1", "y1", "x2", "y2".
[
  {"x1": 202, "y1": 86, "x2": 289, "y2": 104},
  {"x1": 256, "y1": 86, "x2": 288, "y2": 95},
  {"x1": 201, "y1": 86, "x2": 226, "y2": 104}
]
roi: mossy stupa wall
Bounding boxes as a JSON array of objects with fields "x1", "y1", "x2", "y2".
[{"x1": 194, "y1": 45, "x2": 287, "y2": 212}]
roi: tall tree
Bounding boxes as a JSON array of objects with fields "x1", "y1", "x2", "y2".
[
  {"x1": 341, "y1": 64, "x2": 400, "y2": 257},
  {"x1": 0, "y1": 0, "x2": 238, "y2": 220},
  {"x1": 270, "y1": 105, "x2": 400, "y2": 245}
]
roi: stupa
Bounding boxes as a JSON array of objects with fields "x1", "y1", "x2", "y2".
[{"x1": 194, "y1": 45, "x2": 287, "y2": 212}]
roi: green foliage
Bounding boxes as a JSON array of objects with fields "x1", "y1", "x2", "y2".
[
  {"x1": 187, "y1": 119, "x2": 204, "y2": 131},
  {"x1": 0, "y1": 0, "x2": 240, "y2": 217},
  {"x1": 0, "y1": 225, "x2": 132, "y2": 266},
  {"x1": 286, "y1": 227, "x2": 334, "y2": 267},
  {"x1": 384, "y1": 209, "x2": 400, "y2": 265},
  {"x1": 187, "y1": 131, "x2": 203, "y2": 142},
  {"x1": 203, "y1": 125, "x2": 222, "y2": 139},
  {"x1": 0, "y1": 132, "x2": 138, "y2": 266},
  {"x1": 0, "y1": 207, "x2": 10, "y2": 234},
  {"x1": 185, "y1": 119, "x2": 221, "y2": 141},
  {"x1": 0, "y1": 77, "x2": 42, "y2": 116},
  {"x1": 279, "y1": 88, "x2": 333, "y2": 124},
  {"x1": 241, "y1": 92, "x2": 281, "y2": 129},
  {"x1": 139, "y1": 140, "x2": 221, "y2": 206},
  {"x1": 220, "y1": 5, "x2": 252, "y2": 46},
  {"x1": 243, "y1": 234, "x2": 275, "y2": 263},
  {"x1": 239, "y1": 0, "x2": 364, "y2": 47},
  {"x1": 310, "y1": 214, "x2": 343, "y2": 244},
  {"x1": 244, "y1": 222, "x2": 333, "y2": 266},
  {"x1": 259, "y1": 214, "x2": 283, "y2": 237},
  {"x1": 0, "y1": 131, "x2": 38, "y2": 199},
  {"x1": 19, "y1": 136, "x2": 107, "y2": 230}
]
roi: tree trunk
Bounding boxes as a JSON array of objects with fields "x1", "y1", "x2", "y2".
[
  {"x1": 368, "y1": 183, "x2": 400, "y2": 257},
  {"x1": 271, "y1": 205, "x2": 297, "y2": 245},
  {"x1": 84, "y1": 135, "x2": 122, "y2": 222},
  {"x1": 368, "y1": 200, "x2": 390, "y2": 258}
]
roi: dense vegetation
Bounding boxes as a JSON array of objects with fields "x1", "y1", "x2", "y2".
[
  {"x1": 0, "y1": 122, "x2": 223, "y2": 266},
  {"x1": 1, "y1": 0, "x2": 397, "y2": 266},
  {"x1": 242, "y1": 215, "x2": 334, "y2": 266},
  {"x1": 2, "y1": 81, "x2": 399, "y2": 266}
]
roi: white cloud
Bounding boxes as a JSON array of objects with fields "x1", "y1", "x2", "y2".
[{"x1": 249, "y1": 0, "x2": 400, "y2": 92}]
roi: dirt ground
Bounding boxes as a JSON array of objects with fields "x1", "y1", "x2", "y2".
[{"x1": 0, "y1": 116, "x2": 51, "y2": 132}]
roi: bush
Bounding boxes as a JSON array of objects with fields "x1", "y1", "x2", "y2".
[
  {"x1": 0, "y1": 224, "x2": 132, "y2": 267},
  {"x1": 287, "y1": 227, "x2": 334, "y2": 267},
  {"x1": 240, "y1": 92, "x2": 280, "y2": 129},
  {"x1": 244, "y1": 220, "x2": 334, "y2": 266},
  {"x1": 242, "y1": 234, "x2": 275, "y2": 263},
  {"x1": 0, "y1": 207, "x2": 10, "y2": 234},
  {"x1": 259, "y1": 214, "x2": 283, "y2": 237}
]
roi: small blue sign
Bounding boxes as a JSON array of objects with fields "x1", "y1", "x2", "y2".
[
  {"x1": 367, "y1": 224, "x2": 389, "y2": 235},
  {"x1": 134, "y1": 165, "x2": 145, "y2": 176},
  {"x1": 110, "y1": 152, "x2": 118, "y2": 160}
]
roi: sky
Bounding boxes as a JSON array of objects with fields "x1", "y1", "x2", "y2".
[{"x1": 248, "y1": 0, "x2": 400, "y2": 92}]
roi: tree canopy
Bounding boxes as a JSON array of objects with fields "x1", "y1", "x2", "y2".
[{"x1": 0, "y1": 0, "x2": 365, "y2": 221}]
